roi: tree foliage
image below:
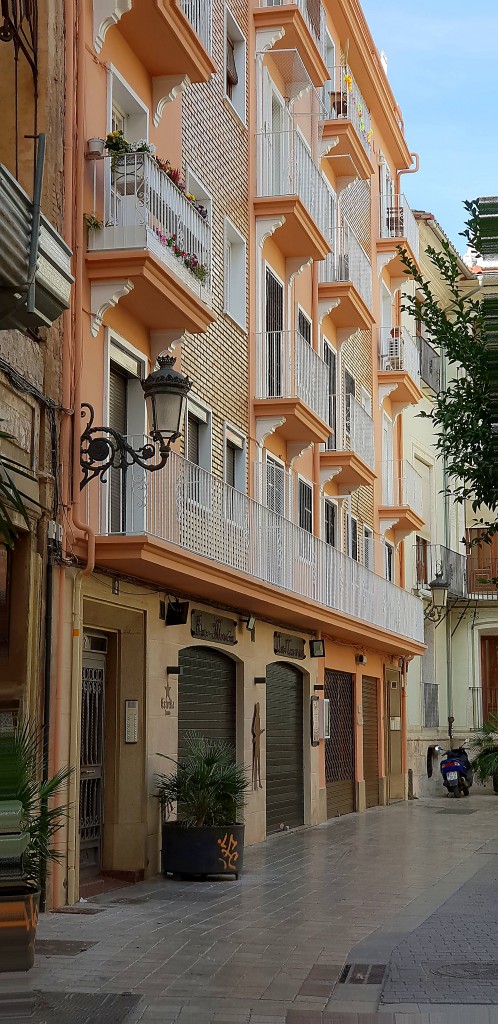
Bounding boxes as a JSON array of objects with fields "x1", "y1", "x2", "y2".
[
  {"x1": 400, "y1": 200, "x2": 497, "y2": 545},
  {"x1": 0, "y1": 428, "x2": 30, "y2": 547}
]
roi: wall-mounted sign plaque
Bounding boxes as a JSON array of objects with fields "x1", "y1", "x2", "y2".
[
  {"x1": 191, "y1": 610, "x2": 238, "y2": 646},
  {"x1": 273, "y1": 632, "x2": 306, "y2": 660}
]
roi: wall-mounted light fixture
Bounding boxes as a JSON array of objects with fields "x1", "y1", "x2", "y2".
[
  {"x1": 245, "y1": 614, "x2": 256, "y2": 631},
  {"x1": 309, "y1": 639, "x2": 325, "y2": 658},
  {"x1": 165, "y1": 599, "x2": 189, "y2": 626},
  {"x1": 254, "y1": 676, "x2": 266, "y2": 685},
  {"x1": 425, "y1": 568, "x2": 449, "y2": 623}
]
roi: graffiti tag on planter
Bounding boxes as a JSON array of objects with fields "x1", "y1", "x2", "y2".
[{"x1": 218, "y1": 833, "x2": 238, "y2": 871}]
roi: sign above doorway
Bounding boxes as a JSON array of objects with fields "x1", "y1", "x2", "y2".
[
  {"x1": 273, "y1": 632, "x2": 306, "y2": 660},
  {"x1": 190, "y1": 610, "x2": 238, "y2": 646}
]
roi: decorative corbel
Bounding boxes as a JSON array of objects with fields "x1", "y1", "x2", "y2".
[
  {"x1": 255, "y1": 416, "x2": 286, "y2": 447},
  {"x1": 256, "y1": 216, "x2": 286, "y2": 251},
  {"x1": 336, "y1": 327, "x2": 357, "y2": 347},
  {"x1": 390, "y1": 277, "x2": 406, "y2": 296},
  {"x1": 378, "y1": 382, "x2": 398, "y2": 408},
  {"x1": 152, "y1": 75, "x2": 189, "y2": 127},
  {"x1": 336, "y1": 174, "x2": 356, "y2": 193},
  {"x1": 391, "y1": 400, "x2": 413, "y2": 422},
  {"x1": 150, "y1": 330, "x2": 184, "y2": 363},
  {"x1": 255, "y1": 26, "x2": 286, "y2": 53},
  {"x1": 377, "y1": 251, "x2": 395, "y2": 277},
  {"x1": 287, "y1": 256, "x2": 313, "y2": 288},
  {"x1": 287, "y1": 441, "x2": 313, "y2": 468},
  {"x1": 319, "y1": 466, "x2": 341, "y2": 490},
  {"x1": 287, "y1": 82, "x2": 312, "y2": 107},
  {"x1": 379, "y1": 517, "x2": 398, "y2": 537},
  {"x1": 318, "y1": 298, "x2": 340, "y2": 327},
  {"x1": 319, "y1": 136, "x2": 339, "y2": 160},
  {"x1": 90, "y1": 280, "x2": 134, "y2": 337},
  {"x1": 94, "y1": 0, "x2": 132, "y2": 53}
]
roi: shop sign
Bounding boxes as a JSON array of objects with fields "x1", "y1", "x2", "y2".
[
  {"x1": 310, "y1": 695, "x2": 320, "y2": 747},
  {"x1": 191, "y1": 610, "x2": 238, "y2": 646},
  {"x1": 273, "y1": 632, "x2": 306, "y2": 660}
]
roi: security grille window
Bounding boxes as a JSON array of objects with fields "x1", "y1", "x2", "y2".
[
  {"x1": 226, "y1": 36, "x2": 238, "y2": 100},
  {"x1": 265, "y1": 268, "x2": 284, "y2": 398},
  {"x1": 109, "y1": 364, "x2": 128, "y2": 533},
  {"x1": 297, "y1": 309, "x2": 312, "y2": 344},
  {"x1": 344, "y1": 369, "x2": 355, "y2": 437},
  {"x1": 298, "y1": 480, "x2": 313, "y2": 534},
  {"x1": 423, "y1": 682, "x2": 439, "y2": 728},
  {"x1": 266, "y1": 456, "x2": 286, "y2": 516},
  {"x1": 225, "y1": 441, "x2": 236, "y2": 487},
  {"x1": 346, "y1": 514, "x2": 358, "y2": 560},
  {"x1": 416, "y1": 535, "x2": 429, "y2": 587},
  {"x1": 187, "y1": 414, "x2": 200, "y2": 466},
  {"x1": 324, "y1": 500, "x2": 336, "y2": 547},
  {"x1": 324, "y1": 341, "x2": 336, "y2": 449},
  {"x1": 385, "y1": 542, "x2": 394, "y2": 582},
  {"x1": 363, "y1": 526, "x2": 373, "y2": 571}
]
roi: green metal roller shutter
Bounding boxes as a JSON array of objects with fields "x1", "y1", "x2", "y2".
[
  {"x1": 266, "y1": 662, "x2": 304, "y2": 834},
  {"x1": 325, "y1": 669, "x2": 355, "y2": 817},
  {"x1": 178, "y1": 646, "x2": 236, "y2": 759}
]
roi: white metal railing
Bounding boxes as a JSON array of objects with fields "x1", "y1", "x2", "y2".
[
  {"x1": 379, "y1": 326, "x2": 420, "y2": 385},
  {"x1": 344, "y1": 393, "x2": 374, "y2": 468},
  {"x1": 259, "y1": 0, "x2": 326, "y2": 60},
  {"x1": 469, "y1": 687, "x2": 483, "y2": 730},
  {"x1": 98, "y1": 447, "x2": 423, "y2": 642},
  {"x1": 255, "y1": 330, "x2": 330, "y2": 425},
  {"x1": 257, "y1": 129, "x2": 330, "y2": 240},
  {"x1": 319, "y1": 224, "x2": 372, "y2": 309},
  {"x1": 178, "y1": 0, "x2": 211, "y2": 52},
  {"x1": 379, "y1": 193, "x2": 419, "y2": 261},
  {"x1": 414, "y1": 543, "x2": 467, "y2": 598},
  {"x1": 323, "y1": 65, "x2": 372, "y2": 153},
  {"x1": 382, "y1": 459, "x2": 423, "y2": 516},
  {"x1": 88, "y1": 153, "x2": 211, "y2": 295}
]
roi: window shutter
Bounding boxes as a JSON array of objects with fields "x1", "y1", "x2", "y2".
[
  {"x1": 226, "y1": 442, "x2": 236, "y2": 487},
  {"x1": 298, "y1": 309, "x2": 312, "y2": 344},
  {"x1": 187, "y1": 414, "x2": 200, "y2": 466},
  {"x1": 109, "y1": 365, "x2": 127, "y2": 533},
  {"x1": 298, "y1": 481, "x2": 313, "y2": 533},
  {"x1": 324, "y1": 501, "x2": 336, "y2": 546},
  {"x1": 226, "y1": 37, "x2": 238, "y2": 88}
]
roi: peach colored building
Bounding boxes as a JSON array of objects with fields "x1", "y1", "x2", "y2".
[{"x1": 52, "y1": 0, "x2": 427, "y2": 906}]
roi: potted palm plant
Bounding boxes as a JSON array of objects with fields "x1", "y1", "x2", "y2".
[
  {"x1": 0, "y1": 720, "x2": 71, "y2": 971},
  {"x1": 471, "y1": 713, "x2": 498, "y2": 793},
  {"x1": 155, "y1": 733, "x2": 249, "y2": 880}
]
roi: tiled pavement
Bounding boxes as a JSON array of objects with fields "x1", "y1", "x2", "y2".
[{"x1": 26, "y1": 794, "x2": 498, "y2": 1023}]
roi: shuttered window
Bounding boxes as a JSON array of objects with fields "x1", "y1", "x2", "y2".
[
  {"x1": 297, "y1": 309, "x2": 312, "y2": 344},
  {"x1": 225, "y1": 441, "x2": 236, "y2": 487},
  {"x1": 346, "y1": 514, "x2": 358, "y2": 560},
  {"x1": 363, "y1": 526, "x2": 373, "y2": 570},
  {"x1": 416, "y1": 535, "x2": 429, "y2": 586},
  {"x1": 423, "y1": 682, "x2": 439, "y2": 728},
  {"x1": 324, "y1": 499, "x2": 336, "y2": 547},
  {"x1": 324, "y1": 342, "x2": 336, "y2": 449},
  {"x1": 344, "y1": 369, "x2": 355, "y2": 436},
  {"x1": 109, "y1": 365, "x2": 127, "y2": 533},
  {"x1": 226, "y1": 36, "x2": 238, "y2": 99},
  {"x1": 266, "y1": 268, "x2": 284, "y2": 398},
  {"x1": 266, "y1": 456, "x2": 285, "y2": 516},
  {"x1": 298, "y1": 480, "x2": 313, "y2": 534},
  {"x1": 384, "y1": 542, "x2": 394, "y2": 582},
  {"x1": 187, "y1": 414, "x2": 200, "y2": 466}
]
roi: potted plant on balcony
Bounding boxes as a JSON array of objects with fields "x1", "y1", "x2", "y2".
[
  {"x1": 155, "y1": 733, "x2": 249, "y2": 880},
  {"x1": 105, "y1": 131, "x2": 155, "y2": 192},
  {"x1": 0, "y1": 719, "x2": 72, "y2": 971}
]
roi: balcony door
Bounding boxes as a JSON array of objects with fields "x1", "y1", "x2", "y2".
[
  {"x1": 107, "y1": 341, "x2": 147, "y2": 535},
  {"x1": 324, "y1": 340, "x2": 336, "y2": 448},
  {"x1": 382, "y1": 412, "x2": 394, "y2": 504},
  {"x1": 109, "y1": 365, "x2": 128, "y2": 534},
  {"x1": 265, "y1": 268, "x2": 284, "y2": 397},
  {"x1": 344, "y1": 368, "x2": 355, "y2": 443},
  {"x1": 265, "y1": 455, "x2": 286, "y2": 589}
]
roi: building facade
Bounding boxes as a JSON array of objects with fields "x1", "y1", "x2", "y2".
[{"x1": 51, "y1": 0, "x2": 428, "y2": 907}]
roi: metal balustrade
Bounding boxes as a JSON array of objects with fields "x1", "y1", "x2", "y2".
[
  {"x1": 259, "y1": 0, "x2": 326, "y2": 60},
  {"x1": 468, "y1": 687, "x2": 483, "y2": 730},
  {"x1": 255, "y1": 330, "x2": 330, "y2": 425},
  {"x1": 178, "y1": 0, "x2": 211, "y2": 52},
  {"x1": 414, "y1": 543, "x2": 467, "y2": 598},
  {"x1": 379, "y1": 193, "x2": 419, "y2": 261},
  {"x1": 379, "y1": 326, "x2": 420, "y2": 385},
  {"x1": 382, "y1": 459, "x2": 423, "y2": 516},
  {"x1": 319, "y1": 224, "x2": 372, "y2": 309},
  {"x1": 323, "y1": 65, "x2": 372, "y2": 153},
  {"x1": 256, "y1": 129, "x2": 330, "y2": 240},
  {"x1": 344, "y1": 394, "x2": 375, "y2": 468},
  {"x1": 88, "y1": 153, "x2": 211, "y2": 296},
  {"x1": 97, "y1": 446, "x2": 423, "y2": 642},
  {"x1": 466, "y1": 558, "x2": 498, "y2": 599}
]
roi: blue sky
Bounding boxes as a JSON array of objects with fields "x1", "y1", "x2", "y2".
[{"x1": 359, "y1": 1, "x2": 498, "y2": 253}]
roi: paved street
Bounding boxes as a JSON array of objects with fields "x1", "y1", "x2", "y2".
[{"x1": 28, "y1": 794, "x2": 498, "y2": 1023}]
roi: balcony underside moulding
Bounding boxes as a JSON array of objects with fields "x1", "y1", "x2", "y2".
[
  {"x1": 288, "y1": 440, "x2": 313, "y2": 468},
  {"x1": 287, "y1": 255, "x2": 313, "y2": 287},
  {"x1": 378, "y1": 382, "x2": 398, "y2": 408},
  {"x1": 319, "y1": 465, "x2": 341, "y2": 490},
  {"x1": 256, "y1": 416, "x2": 286, "y2": 447},
  {"x1": 378, "y1": 507, "x2": 425, "y2": 543},
  {"x1": 256, "y1": 215, "x2": 286, "y2": 251},
  {"x1": 255, "y1": 26, "x2": 285, "y2": 55},
  {"x1": 152, "y1": 75, "x2": 189, "y2": 127},
  {"x1": 318, "y1": 297, "x2": 340, "y2": 327},
  {"x1": 90, "y1": 279, "x2": 134, "y2": 336},
  {"x1": 94, "y1": 0, "x2": 132, "y2": 53},
  {"x1": 150, "y1": 329, "x2": 185, "y2": 362}
]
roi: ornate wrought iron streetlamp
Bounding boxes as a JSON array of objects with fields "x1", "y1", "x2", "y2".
[
  {"x1": 80, "y1": 355, "x2": 192, "y2": 489},
  {"x1": 425, "y1": 568, "x2": 449, "y2": 623}
]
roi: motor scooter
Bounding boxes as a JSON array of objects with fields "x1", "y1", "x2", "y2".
[{"x1": 440, "y1": 746, "x2": 473, "y2": 798}]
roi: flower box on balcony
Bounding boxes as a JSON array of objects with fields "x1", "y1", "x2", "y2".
[{"x1": 0, "y1": 164, "x2": 73, "y2": 333}]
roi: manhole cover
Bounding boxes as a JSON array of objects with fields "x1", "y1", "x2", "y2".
[
  {"x1": 36, "y1": 940, "x2": 97, "y2": 957},
  {"x1": 51, "y1": 905, "x2": 106, "y2": 915},
  {"x1": 34, "y1": 992, "x2": 140, "y2": 1024},
  {"x1": 431, "y1": 963, "x2": 498, "y2": 980}
]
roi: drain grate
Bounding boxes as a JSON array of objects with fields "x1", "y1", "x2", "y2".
[
  {"x1": 36, "y1": 940, "x2": 97, "y2": 957},
  {"x1": 431, "y1": 962, "x2": 498, "y2": 980},
  {"x1": 51, "y1": 905, "x2": 106, "y2": 915},
  {"x1": 339, "y1": 963, "x2": 386, "y2": 985},
  {"x1": 34, "y1": 992, "x2": 140, "y2": 1024}
]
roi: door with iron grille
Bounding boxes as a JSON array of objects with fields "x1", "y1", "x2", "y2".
[
  {"x1": 266, "y1": 662, "x2": 304, "y2": 834},
  {"x1": 79, "y1": 646, "x2": 106, "y2": 880},
  {"x1": 325, "y1": 669, "x2": 355, "y2": 816}
]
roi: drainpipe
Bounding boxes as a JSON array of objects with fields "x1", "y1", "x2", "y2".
[
  {"x1": 398, "y1": 153, "x2": 420, "y2": 179},
  {"x1": 440, "y1": 344, "x2": 453, "y2": 734}
]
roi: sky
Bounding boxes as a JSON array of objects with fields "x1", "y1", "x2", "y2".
[{"x1": 359, "y1": 1, "x2": 498, "y2": 254}]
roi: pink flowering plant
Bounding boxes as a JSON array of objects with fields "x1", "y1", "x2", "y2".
[{"x1": 155, "y1": 230, "x2": 208, "y2": 284}]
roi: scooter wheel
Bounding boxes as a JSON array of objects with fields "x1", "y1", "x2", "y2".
[{"x1": 453, "y1": 786, "x2": 462, "y2": 798}]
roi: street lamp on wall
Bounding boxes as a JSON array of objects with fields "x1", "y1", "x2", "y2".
[
  {"x1": 424, "y1": 568, "x2": 449, "y2": 623},
  {"x1": 80, "y1": 355, "x2": 192, "y2": 490}
]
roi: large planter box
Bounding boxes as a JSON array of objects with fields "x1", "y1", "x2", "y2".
[
  {"x1": 0, "y1": 888, "x2": 39, "y2": 972},
  {"x1": 162, "y1": 822, "x2": 244, "y2": 879}
]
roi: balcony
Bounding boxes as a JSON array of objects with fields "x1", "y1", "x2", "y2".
[
  {"x1": 254, "y1": 0, "x2": 328, "y2": 87},
  {"x1": 466, "y1": 559, "x2": 498, "y2": 600},
  {"x1": 377, "y1": 193, "x2": 419, "y2": 278},
  {"x1": 88, "y1": 448, "x2": 424, "y2": 648},
  {"x1": 318, "y1": 224, "x2": 373, "y2": 330},
  {"x1": 0, "y1": 164, "x2": 73, "y2": 332},
  {"x1": 254, "y1": 330, "x2": 331, "y2": 443},
  {"x1": 320, "y1": 393, "x2": 375, "y2": 492},
  {"x1": 378, "y1": 327, "x2": 423, "y2": 408},
  {"x1": 87, "y1": 153, "x2": 214, "y2": 333},
  {"x1": 321, "y1": 66, "x2": 375, "y2": 181},
  {"x1": 101, "y1": 0, "x2": 215, "y2": 82},
  {"x1": 379, "y1": 459, "x2": 424, "y2": 541},
  {"x1": 414, "y1": 543, "x2": 467, "y2": 598},
  {"x1": 418, "y1": 334, "x2": 441, "y2": 393},
  {"x1": 255, "y1": 129, "x2": 330, "y2": 260}
]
